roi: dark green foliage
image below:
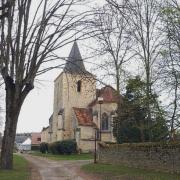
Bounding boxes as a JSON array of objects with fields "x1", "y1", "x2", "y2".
[
  {"x1": 31, "y1": 145, "x2": 40, "y2": 151},
  {"x1": 48, "y1": 140, "x2": 77, "y2": 155},
  {"x1": 40, "y1": 142, "x2": 48, "y2": 154},
  {"x1": 60, "y1": 140, "x2": 77, "y2": 154},
  {"x1": 113, "y1": 76, "x2": 168, "y2": 144},
  {"x1": 48, "y1": 142, "x2": 58, "y2": 154}
]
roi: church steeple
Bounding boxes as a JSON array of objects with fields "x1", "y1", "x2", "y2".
[{"x1": 64, "y1": 41, "x2": 88, "y2": 74}]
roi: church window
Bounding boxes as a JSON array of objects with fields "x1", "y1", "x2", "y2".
[
  {"x1": 102, "y1": 113, "x2": 109, "y2": 130},
  {"x1": 77, "y1": 80, "x2": 81, "y2": 92}
]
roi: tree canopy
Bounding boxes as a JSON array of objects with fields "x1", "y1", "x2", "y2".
[{"x1": 113, "y1": 76, "x2": 168, "y2": 143}]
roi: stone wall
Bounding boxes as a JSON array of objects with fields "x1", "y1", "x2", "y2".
[{"x1": 98, "y1": 142, "x2": 180, "y2": 173}]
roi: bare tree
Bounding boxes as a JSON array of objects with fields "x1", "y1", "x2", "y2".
[
  {"x1": 89, "y1": 2, "x2": 134, "y2": 94},
  {"x1": 159, "y1": 0, "x2": 180, "y2": 139},
  {"x1": 0, "y1": 0, "x2": 91, "y2": 169},
  {"x1": 0, "y1": 1, "x2": 11, "y2": 19},
  {"x1": 107, "y1": 0, "x2": 164, "y2": 139}
]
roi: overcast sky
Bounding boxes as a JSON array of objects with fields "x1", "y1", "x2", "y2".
[
  {"x1": 0, "y1": 0, "x2": 142, "y2": 134},
  {"x1": 15, "y1": 0, "x2": 106, "y2": 133}
]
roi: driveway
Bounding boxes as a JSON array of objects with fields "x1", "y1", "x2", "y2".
[{"x1": 23, "y1": 154, "x2": 100, "y2": 180}]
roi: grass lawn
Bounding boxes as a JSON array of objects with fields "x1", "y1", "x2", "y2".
[
  {"x1": 31, "y1": 151, "x2": 93, "y2": 160},
  {"x1": 0, "y1": 155, "x2": 29, "y2": 180},
  {"x1": 82, "y1": 163, "x2": 180, "y2": 180}
]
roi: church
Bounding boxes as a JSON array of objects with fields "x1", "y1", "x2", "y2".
[{"x1": 41, "y1": 41, "x2": 121, "y2": 152}]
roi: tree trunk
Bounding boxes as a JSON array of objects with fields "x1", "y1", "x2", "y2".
[
  {"x1": 146, "y1": 68, "x2": 152, "y2": 141},
  {"x1": 0, "y1": 82, "x2": 21, "y2": 169},
  {"x1": 0, "y1": 111, "x2": 19, "y2": 169}
]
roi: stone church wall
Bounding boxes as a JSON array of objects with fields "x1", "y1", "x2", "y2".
[
  {"x1": 62, "y1": 73, "x2": 96, "y2": 138},
  {"x1": 79, "y1": 140, "x2": 94, "y2": 152},
  {"x1": 52, "y1": 72, "x2": 96, "y2": 142}
]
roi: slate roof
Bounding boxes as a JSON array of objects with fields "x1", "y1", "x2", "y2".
[
  {"x1": 88, "y1": 86, "x2": 122, "y2": 107},
  {"x1": 64, "y1": 41, "x2": 90, "y2": 75},
  {"x1": 15, "y1": 133, "x2": 31, "y2": 144},
  {"x1": 73, "y1": 107, "x2": 95, "y2": 126}
]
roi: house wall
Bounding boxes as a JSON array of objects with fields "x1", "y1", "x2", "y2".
[
  {"x1": 79, "y1": 140, "x2": 95, "y2": 152},
  {"x1": 78, "y1": 126, "x2": 95, "y2": 152},
  {"x1": 41, "y1": 128, "x2": 50, "y2": 143},
  {"x1": 80, "y1": 126, "x2": 95, "y2": 140},
  {"x1": 70, "y1": 123, "x2": 95, "y2": 153}
]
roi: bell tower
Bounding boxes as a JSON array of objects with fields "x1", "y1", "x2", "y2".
[{"x1": 52, "y1": 41, "x2": 96, "y2": 142}]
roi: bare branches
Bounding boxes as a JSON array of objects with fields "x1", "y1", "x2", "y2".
[
  {"x1": 88, "y1": 2, "x2": 134, "y2": 93},
  {"x1": 158, "y1": 0, "x2": 180, "y2": 138},
  {"x1": 0, "y1": 0, "x2": 96, "y2": 169},
  {"x1": 0, "y1": 0, "x2": 93, "y2": 95}
]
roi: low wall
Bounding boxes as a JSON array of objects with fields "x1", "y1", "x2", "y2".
[{"x1": 98, "y1": 142, "x2": 180, "y2": 173}]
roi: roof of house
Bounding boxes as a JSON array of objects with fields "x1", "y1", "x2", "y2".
[
  {"x1": 41, "y1": 126, "x2": 49, "y2": 132},
  {"x1": 64, "y1": 41, "x2": 91, "y2": 75},
  {"x1": 15, "y1": 133, "x2": 31, "y2": 144},
  {"x1": 21, "y1": 138, "x2": 31, "y2": 145},
  {"x1": 31, "y1": 133, "x2": 41, "y2": 145},
  {"x1": 89, "y1": 85, "x2": 122, "y2": 107},
  {"x1": 73, "y1": 107, "x2": 95, "y2": 127}
]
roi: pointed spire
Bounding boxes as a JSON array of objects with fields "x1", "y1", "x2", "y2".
[{"x1": 64, "y1": 41, "x2": 88, "y2": 74}]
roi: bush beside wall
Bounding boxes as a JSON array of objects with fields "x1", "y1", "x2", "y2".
[
  {"x1": 40, "y1": 142, "x2": 48, "y2": 153},
  {"x1": 98, "y1": 142, "x2": 180, "y2": 173},
  {"x1": 31, "y1": 145, "x2": 40, "y2": 151},
  {"x1": 47, "y1": 140, "x2": 77, "y2": 155}
]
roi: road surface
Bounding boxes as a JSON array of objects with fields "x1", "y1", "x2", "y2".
[{"x1": 23, "y1": 154, "x2": 100, "y2": 180}]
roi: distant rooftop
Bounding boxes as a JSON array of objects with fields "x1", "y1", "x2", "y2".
[{"x1": 15, "y1": 133, "x2": 31, "y2": 144}]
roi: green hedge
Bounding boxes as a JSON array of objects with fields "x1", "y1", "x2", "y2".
[
  {"x1": 48, "y1": 140, "x2": 77, "y2": 155},
  {"x1": 31, "y1": 145, "x2": 40, "y2": 151},
  {"x1": 40, "y1": 142, "x2": 48, "y2": 153}
]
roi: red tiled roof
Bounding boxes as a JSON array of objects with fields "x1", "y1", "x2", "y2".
[
  {"x1": 31, "y1": 133, "x2": 41, "y2": 145},
  {"x1": 73, "y1": 107, "x2": 95, "y2": 126},
  {"x1": 89, "y1": 86, "x2": 122, "y2": 107}
]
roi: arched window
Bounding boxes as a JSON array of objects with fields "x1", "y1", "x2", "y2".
[
  {"x1": 77, "y1": 80, "x2": 81, "y2": 92},
  {"x1": 102, "y1": 113, "x2": 109, "y2": 130}
]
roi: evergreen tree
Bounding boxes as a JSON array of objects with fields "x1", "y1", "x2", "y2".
[{"x1": 113, "y1": 76, "x2": 168, "y2": 143}]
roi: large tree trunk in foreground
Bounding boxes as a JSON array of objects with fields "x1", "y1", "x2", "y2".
[
  {"x1": 0, "y1": 78, "x2": 31, "y2": 169},
  {"x1": 0, "y1": 110, "x2": 19, "y2": 169},
  {"x1": 0, "y1": 83, "x2": 20, "y2": 169}
]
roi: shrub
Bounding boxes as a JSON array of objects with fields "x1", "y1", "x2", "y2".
[
  {"x1": 48, "y1": 140, "x2": 77, "y2": 155},
  {"x1": 48, "y1": 142, "x2": 58, "y2": 154},
  {"x1": 60, "y1": 140, "x2": 77, "y2": 154},
  {"x1": 31, "y1": 145, "x2": 40, "y2": 151},
  {"x1": 40, "y1": 142, "x2": 48, "y2": 153}
]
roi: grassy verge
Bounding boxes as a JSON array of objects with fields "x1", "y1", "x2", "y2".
[
  {"x1": 81, "y1": 163, "x2": 180, "y2": 180},
  {"x1": 0, "y1": 155, "x2": 29, "y2": 180},
  {"x1": 31, "y1": 152, "x2": 93, "y2": 160}
]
